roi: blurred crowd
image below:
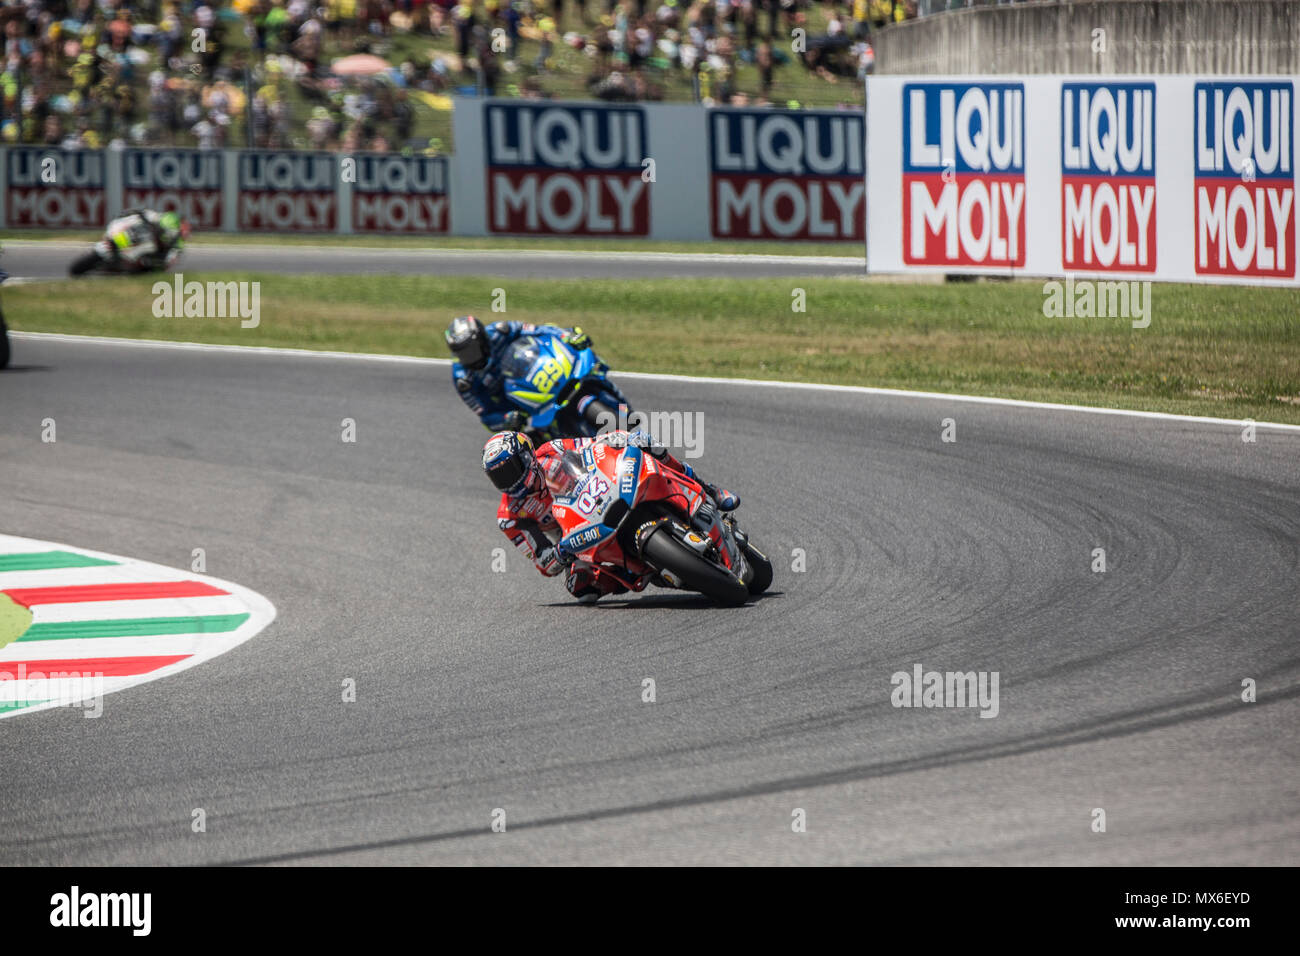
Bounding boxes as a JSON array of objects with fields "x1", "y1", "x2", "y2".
[{"x1": 0, "y1": 0, "x2": 920, "y2": 150}]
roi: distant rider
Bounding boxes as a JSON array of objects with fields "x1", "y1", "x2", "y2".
[
  {"x1": 482, "y1": 429, "x2": 741, "y2": 604},
  {"x1": 446, "y1": 315, "x2": 629, "y2": 432},
  {"x1": 104, "y1": 208, "x2": 190, "y2": 271}
]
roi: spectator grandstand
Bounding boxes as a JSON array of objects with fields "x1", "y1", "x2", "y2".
[{"x1": 1, "y1": 0, "x2": 929, "y2": 152}]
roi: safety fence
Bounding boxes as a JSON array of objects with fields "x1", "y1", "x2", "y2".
[{"x1": 0, "y1": 101, "x2": 863, "y2": 243}]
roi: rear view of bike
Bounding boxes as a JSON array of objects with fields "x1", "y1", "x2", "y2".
[
  {"x1": 501, "y1": 334, "x2": 634, "y2": 440},
  {"x1": 560, "y1": 444, "x2": 773, "y2": 607}
]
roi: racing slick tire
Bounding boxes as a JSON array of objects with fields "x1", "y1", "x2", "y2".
[
  {"x1": 580, "y1": 396, "x2": 619, "y2": 436},
  {"x1": 69, "y1": 252, "x2": 103, "y2": 277},
  {"x1": 741, "y1": 540, "x2": 773, "y2": 595},
  {"x1": 640, "y1": 526, "x2": 749, "y2": 607}
]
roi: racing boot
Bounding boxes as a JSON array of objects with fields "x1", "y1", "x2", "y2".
[
  {"x1": 699, "y1": 481, "x2": 740, "y2": 512},
  {"x1": 566, "y1": 565, "x2": 629, "y2": 605}
]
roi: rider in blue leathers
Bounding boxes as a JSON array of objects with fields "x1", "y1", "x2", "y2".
[{"x1": 445, "y1": 315, "x2": 630, "y2": 433}]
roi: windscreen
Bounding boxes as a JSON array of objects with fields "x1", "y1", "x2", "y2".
[
  {"x1": 500, "y1": 336, "x2": 541, "y2": 379},
  {"x1": 547, "y1": 449, "x2": 590, "y2": 499}
]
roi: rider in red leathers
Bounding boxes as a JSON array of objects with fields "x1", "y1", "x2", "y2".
[{"x1": 483, "y1": 429, "x2": 740, "y2": 603}]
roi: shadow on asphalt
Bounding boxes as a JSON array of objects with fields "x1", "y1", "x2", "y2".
[{"x1": 542, "y1": 590, "x2": 785, "y2": 610}]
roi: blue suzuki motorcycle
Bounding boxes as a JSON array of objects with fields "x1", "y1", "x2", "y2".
[{"x1": 498, "y1": 333, "x2": 633, "y2": 441}]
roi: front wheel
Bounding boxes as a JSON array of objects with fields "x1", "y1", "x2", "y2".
[
  {"x1": 640, "y1": 526, "x2": 749, "y2": 607},
  {"x1": 69, "y1": 251, "x2": 103, "y2": 276},
  {"x1": 741, "y1": 540, "x2": 773, "y2": 595}
]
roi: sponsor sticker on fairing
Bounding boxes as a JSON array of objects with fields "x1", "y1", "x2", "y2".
[
  {"x1": 351, "y1": 154, "x2": 449, "y2": 234},
  {"x1": 485, "y1": 103, "x2": 649, "y2": 236},
  {"x1": 709, "y1": 110, "x2": 864, "y2": 240},
  {"x1": 6, "y1": 148, "x2": 106, "y2": 228},
  {"x1": 564, "y1": 525, "x2": 608, "y2": 551},
  {"x1": 237, "y1": 152, "x2": 336, "y2": 231},
  {"x1": 619, "y1": 451, "x2": 640, "y2": 497},
  {"x1": 123, "y1": 149, "x2": 224, "y2": 229},
  {"x1": 1193, "y1": 80, "x2": 1295, "y2": 278},
  {"x1": 902, "y1": 82, "x2": 1026, "y2": 267},
  {"x1": 1060, "y1": 83, "x2": 1157, "y2": 272}
]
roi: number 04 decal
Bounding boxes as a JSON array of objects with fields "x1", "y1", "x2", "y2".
[{"x1": 576, "y1": 476, "x2": 610, "y2": 515}]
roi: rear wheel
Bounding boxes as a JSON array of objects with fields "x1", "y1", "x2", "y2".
[
  {"x1": 69, "y1": 252, "x2": 102, "y2": 276},
  {"x1": 640, "y1": 526, "x2": 749, "y2": 607},
  {"x1": 580, "y1": 396, "x2": 619, "y2": 436}
]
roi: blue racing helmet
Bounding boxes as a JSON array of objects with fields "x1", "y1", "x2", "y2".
[{"x1": 483, "y1": 431, "x2": 540, "y2": 497}]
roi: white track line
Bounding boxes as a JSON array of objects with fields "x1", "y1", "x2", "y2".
[{"x1": 11, "y1": 330, "x2": 1300, "y2": 432}]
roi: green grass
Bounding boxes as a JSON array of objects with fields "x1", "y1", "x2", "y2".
[
  {"x1": 0, "y1": 231, "x2": 862, "y2": 257},
  {"x1": 0, "y1": 594, "x2": 33, "y2": 651},
  {"x1": 8, "y1": 274, "x2": 1299, "y2": 424}
]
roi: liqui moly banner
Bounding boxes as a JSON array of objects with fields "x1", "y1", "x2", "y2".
[
  {"x1": 900, "y1": 82, "x2": 1026, "y2": 268},
  {"x1": 3, "y1": 147, "x2": 107, "y2": 228},
  {"x1": 709, "y1": 109, "x2": 865, "y2": 240},
  {"x1": 237, "y1": 151, "x2": 336, "y2": 232},
  {"x1": 1193, "y1": 81, "x2": 1294, "y2": 280},
  {"x1": 350, "y1": 154, "x2": 449, "y2": 234},
  {"x1": 123, "y1": 149, "x2": 224, "y2": 230},
  {"x1": 866, "y1": 75, "x2": 1300, "y2": 285},
  {"x1": 483, "y1": 103, "x2": 650, "y2": 236},
  {"x1": 1061, "y1": 82, "x2": 1157, "y2": 272}
]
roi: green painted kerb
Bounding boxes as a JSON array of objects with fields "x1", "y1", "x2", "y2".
[
  {"x1": 0, "y1": 593, "x2": 32, "y2": 650},
  {"x1": 18, "y1": 613, "x2": 250, "y2": 642},
  {"x1": 0, "y1": 551, "x2": 118, "y2": 572}
]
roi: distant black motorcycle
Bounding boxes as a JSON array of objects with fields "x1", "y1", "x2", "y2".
[{"x1": 69, "y1": 210, "x2": 187, "y2": 277}]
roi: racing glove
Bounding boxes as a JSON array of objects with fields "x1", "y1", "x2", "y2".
[
  {"x1": 552, "y1": 539, "x2": 579, "y2": 567},
  {"x1": 535, "y1": 545, "x2": 571, "y2": 577},
  {"x1": 500, "y1": 410, "x2": 529, "y2": 432},
  {"x1": 563, "y1": 327, "x2": 591, "y2": 350},
  {"x1": 625, "y1": 430, "x2": 665, "y2": 456}
]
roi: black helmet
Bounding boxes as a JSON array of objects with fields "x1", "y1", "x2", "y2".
[
  {"x1": 446, "y1": 315, "x2": 489, "y2": 371},
  {"x1": 482, "y1": 431, "x2": 540, "y2": 497}
]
